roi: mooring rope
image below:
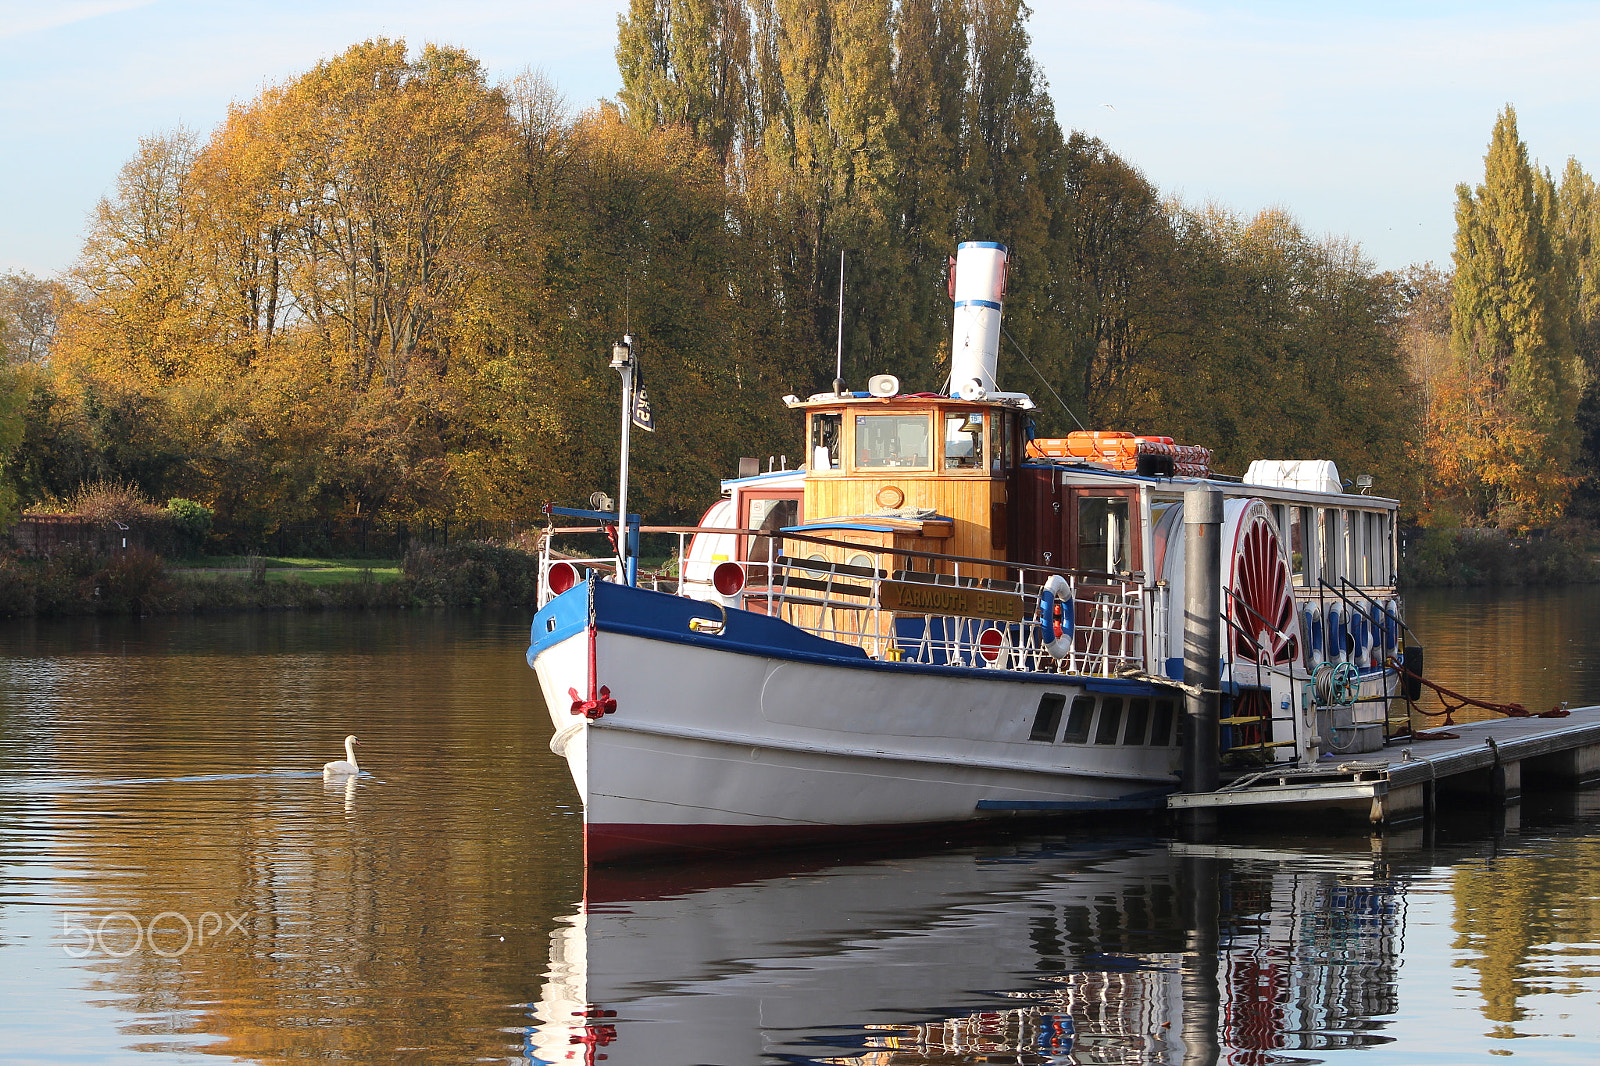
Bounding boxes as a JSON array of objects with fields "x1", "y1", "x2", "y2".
[{"x1": 1387, "y1": 658, "x2": 1570, "y2": 725}]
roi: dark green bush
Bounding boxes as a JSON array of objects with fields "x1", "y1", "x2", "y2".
[
  {"x1": 404, "y1": 541, "x2": 540, "y2": 606},
  {"x1": 1399, "y1": 527, "x2": 1599, "y2": 586},
  {"x1": 165, "y1": 498, "x2": 214, "y2": 557}
]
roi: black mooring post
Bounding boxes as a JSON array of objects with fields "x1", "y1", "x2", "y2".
[{"x1": 1182, "y1": 487, "x2": 1223, "y2": 840}]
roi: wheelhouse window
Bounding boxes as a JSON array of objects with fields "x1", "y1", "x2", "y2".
[
  {"x1": 992, "y1": 411, "x2": 1016, "y2": 473},
  {"x1": 943, "y1": 412, "x2": 985, "y2": 469},
  {"x1": 810, "y1": 413, "x2": 842, "y2": 471},
  {"x1": 855, "y1": 414, "x2": 931, "y2": 469}
]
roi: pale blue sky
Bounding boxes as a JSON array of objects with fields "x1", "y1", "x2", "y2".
[{"x1": 3, "y1": 1, "x2": 1597, "y2": 278}]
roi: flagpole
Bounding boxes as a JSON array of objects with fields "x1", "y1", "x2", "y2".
[{"x1": 610, "y1": 335, "x2": 635, "y2": 586}]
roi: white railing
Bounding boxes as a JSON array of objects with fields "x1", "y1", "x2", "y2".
[{"x1": 537, "y1": 524, "x2": 1162, "y2": 680}]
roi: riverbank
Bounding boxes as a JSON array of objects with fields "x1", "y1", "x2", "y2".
[
  {"x1": 0, "y1": 541, "x2": 541, "y2": 616},
  {"x1": 1399, "y1": 527, "x2": 1600, "y2": 586}
]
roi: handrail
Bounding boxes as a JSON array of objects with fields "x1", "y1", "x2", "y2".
[
  {"x1": 542, "y1": 520, "x2": 1143, "y2": 588},
  {"x1": 1336, "y1": 576, "x2": 1420, "y2": 647}
]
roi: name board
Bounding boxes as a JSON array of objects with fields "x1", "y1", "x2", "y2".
[{"x1": 879, "y1": 580, "x2": 1025, "y2": 622}]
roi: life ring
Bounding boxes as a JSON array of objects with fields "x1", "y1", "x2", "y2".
[
  {"x1": 1383, "y1": 599, "x2": 1401, "y2": 654},
  {"x1": 1036, "y1": 575, "x2": 1075, "y2": 658},
  {"x1": 1325, "y1": 605, "x2": 1343, "y2": 660},
  {"x1": 1306, "y1": 606, "x2": 1323, "y2": 658}
]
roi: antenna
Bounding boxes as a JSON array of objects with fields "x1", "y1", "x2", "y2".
[{"x1": 834, "y1": 249, "x2": 846, "y2": 395}]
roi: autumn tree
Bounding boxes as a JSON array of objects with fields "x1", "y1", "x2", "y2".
[
  {"x1": 1437, "y1": 107, "x2": 1584, "y2": 529},
  {"x1": 0, "y1": 271, "x2": 68, "y2": 364}
]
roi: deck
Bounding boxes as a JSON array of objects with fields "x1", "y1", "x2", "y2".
[{"x1": 1168, "y1": 704, "x2": 1600, "y2": 824}]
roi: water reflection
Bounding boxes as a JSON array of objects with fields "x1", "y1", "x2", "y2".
[
  {"x1": 2, "y1": 610, "x2": 1598, "y2": 1064},
  {"x1": 529, "y1": 838, "x2": 1412, "y2": 1065},
  {"x1": 1406, "y1": 584, "x2": 1600, "y2": 717}
]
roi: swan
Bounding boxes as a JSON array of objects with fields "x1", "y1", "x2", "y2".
[{"x1": 323, "y1": 735, "x2": 360, "y2": 777}]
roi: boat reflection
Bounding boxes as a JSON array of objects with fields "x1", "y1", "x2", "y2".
[{"x1": 528, "y1": 837, "x2": 1407, "y2": 1065}]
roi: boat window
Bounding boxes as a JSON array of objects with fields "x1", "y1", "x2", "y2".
[
  {"x1": 746, "y1": 498, "x2": 798, "y2": 563},
  {"x1": 1094, "y1": 697, "x2": 1124, "y2": 744},
  {"x1": 1318, "y1": 509, "x2": 1337, "y2": 583},
  {"x1": 810, "y1": 413, "x2": 841, "y2": 471},
  {"x1": 855, "y1": 414, "x2": 931, "y2": 469},
  {"x1": 1078, "y1": 496, "x2": 1131, "y2": 574},
  {"x1": 1123, "y1": 698, "x2": 1150, "y2": 744},
  {"x1": 992, "y1": 411, "x2": 1014, "y2": 473},
  {"x1": 1150, "y1": 698, "x2": 1176, "y2": 746},
  {"x1": 1062, "y1": 695, "x2": 1095, "y2": 743},
  {"x1": 1289, "y1": 507, "x2": 1308, "y2": 586},
  {"x1": 1342, "y1": 510, "x2": 1357, "y2": 583},
  {"x1": 943, "y1": 412, "x2": 984, "y2": 469},
  {"x1": 1356, "y1": 508, "x2": 1369, "y2": 582},
  {"x1": 1029, "y1": 693, "x2": 1065, "y2": 741},
  {"x1": 1374, "y1": 513, "x2": 1391, "y2": 584}
]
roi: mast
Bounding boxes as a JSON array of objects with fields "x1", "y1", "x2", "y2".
[{"x1": 610, "y1": 335, "x2": 637, "y2": 586}]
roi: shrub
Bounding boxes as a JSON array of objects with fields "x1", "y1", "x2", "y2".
[
  {"x1": 0, "y1": 554, "x2": 36, "y2": 617},
  {"x1": 72, "y1": 479, "x2": 165, "y2": 529},
  {"x1": 404, "y1": 541, "x2": 540, "y2": 606},
  {"x1": 165, "y1": 498, "x2": 214, "y2": 556},
  {"x1": 92, "y1": 547, "x2": 173, "y2": 613},
  {"x1": 1399, "y1": 526, "x2": 1599, "y2": 586}
]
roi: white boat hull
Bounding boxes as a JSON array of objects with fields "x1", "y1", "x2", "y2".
[{"x1": 530, "y1": 580, "x2": 1181, "y2": 863}]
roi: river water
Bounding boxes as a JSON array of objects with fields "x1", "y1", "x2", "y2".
[{"x1": 0, "y1": 593, "x2": 1596, "y2": 1065}]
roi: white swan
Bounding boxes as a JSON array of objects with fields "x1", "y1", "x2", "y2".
[{"x1": 323, "y1": 735, "x2": 360, "y2": 777}]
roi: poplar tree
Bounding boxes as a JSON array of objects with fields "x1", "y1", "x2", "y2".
[
  {"x1": 616, "y1": 0, "x2": 753, "y2": 162},
  {"x1": 1438, "y1": 106, "x2": 1584, "y2": 528},
  {"x1": 1555, "y1": 158, "x2": 1600, "y2": 520}
]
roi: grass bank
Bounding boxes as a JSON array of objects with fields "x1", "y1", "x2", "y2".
[
  {"x1": 1399, "y1": 527, "x2": 1600, "y2": 586},
  {"x1": 0, "y1": 541, "x2": 541, "y2": 617}
]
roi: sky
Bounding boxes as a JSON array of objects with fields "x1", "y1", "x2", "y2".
[{"x1": 3, "y1": 0, "x2": 1599, "y2": 279}]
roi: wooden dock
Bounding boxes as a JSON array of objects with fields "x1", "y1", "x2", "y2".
[{"x1": 1168, "y1": 704, "x2": 1600, "y2": 824}]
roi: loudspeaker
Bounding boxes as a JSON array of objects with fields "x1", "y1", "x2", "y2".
[{"x1": 867, "y1": 374, "x2": 900, "y2": 397}]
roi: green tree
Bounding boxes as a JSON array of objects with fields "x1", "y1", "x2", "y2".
[
  {"x1": 1440, "y1": 106, "x2": 1584, "y2": 528},
  {"x1": 617, "y1": 0, "x2": 754, "y2": 162}
]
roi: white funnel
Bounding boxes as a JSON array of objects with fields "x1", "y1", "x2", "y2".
[{"x1": 948, "y1": 241, "x2": 1008, "y2": 396}]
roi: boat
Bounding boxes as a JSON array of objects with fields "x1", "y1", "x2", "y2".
[{"x1": 526, "y1": 241, "x2": 1410, "y2": 864}]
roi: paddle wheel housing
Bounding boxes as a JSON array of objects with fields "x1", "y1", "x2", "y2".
[{"x1": 1223, "y1": 499, "x2": 1299, "y2": 669}]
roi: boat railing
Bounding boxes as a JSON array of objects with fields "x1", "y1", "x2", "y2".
[{"x1": 537, "y1": 521, "x2": 1163, "y2": 680}]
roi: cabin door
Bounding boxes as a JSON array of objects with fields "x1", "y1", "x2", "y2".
[
  {"x1": 739, "y1": 491, "x2": 801, "y2": 567},
  {"x1": 1067, "y1": 487, "x2": 1143, "y2": 667},
  {"x1": 1067, "y1": 488, "x2": 1141, "y2": 576}
]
